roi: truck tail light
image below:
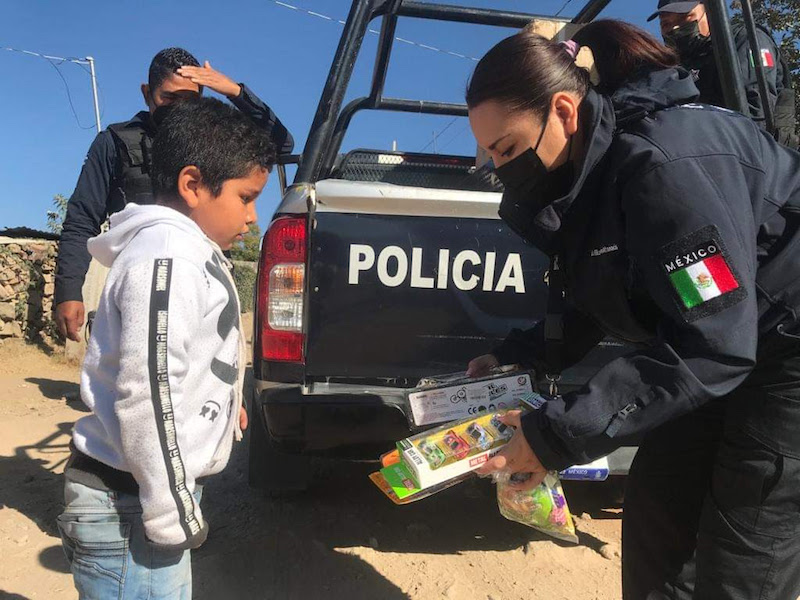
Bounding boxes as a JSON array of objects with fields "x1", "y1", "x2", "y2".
[{"x1": 258, "y1": 216, "x2": 306, "y2": 362}]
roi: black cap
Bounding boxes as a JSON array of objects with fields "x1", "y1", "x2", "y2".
[{"x1": 647, "y1": 0, "x2": 700, "y2": 22}]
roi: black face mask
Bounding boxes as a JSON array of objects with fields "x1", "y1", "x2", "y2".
[
  {"x1": 494, "y1": 119, "x2": 575, "y2": 252},
  {"x1": 663, "y1": 19, "x2": 711, "y2": 61}
]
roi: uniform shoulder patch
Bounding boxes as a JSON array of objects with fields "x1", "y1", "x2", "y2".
[{"x1": 657, "y1": 225, "x2": 747, "y2": 322}]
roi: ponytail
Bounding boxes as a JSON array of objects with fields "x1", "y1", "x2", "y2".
[
  {"x1": 466, "y1": 19, "x2": 679, "y2": 110},
  {"x1": 572, "y1": 20, "x2": 679, "y2": 92}
]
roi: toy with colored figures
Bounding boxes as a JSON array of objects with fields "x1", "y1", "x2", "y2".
[
  {"x1": 394, "y1": 402, "x2": 539, "y2": 491},
  {"x1": 489, "y1": 415, "x2": 514, "y2": 441},
  {"x1": 418, "y1": 440, "x2": 447, "y2": 469},
  {"x1": 495, "y1": 471, "x2": 578, "y2": 544},
  {"x1": 465, "y1": 422, "x2": 494, "y2": 450},
  {"x1": 442, "y1": 430, "x2": 471, "y2": 459}
]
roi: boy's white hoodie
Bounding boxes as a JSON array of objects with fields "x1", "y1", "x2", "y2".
[{"x1": 72, "y1": 203, "x2": 245, "y2": 549}]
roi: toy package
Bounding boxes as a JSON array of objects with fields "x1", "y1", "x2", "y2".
[
  {"x1": 495, "y1": 471, "x2": 579, "y2": 544},
  {"x1": 371, "y1": 398, "x2": 544, "y2": 503},
  {"x1": 398, "y1": 407, "x2": 520, "y2": 489},
  {"x1": 405, "y1": 369, "x2": 535, "y2": 428}
]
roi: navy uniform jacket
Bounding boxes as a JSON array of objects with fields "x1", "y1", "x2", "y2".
[
  {"x1": 493, "y1": 68, "x2": 800, "y2": 470},
  {"x1": 55, "y1": 84, "x2": 294, "y2": 305},
  {"x1": 687, "y1": 25, "x2": 788, "y2": 130}
]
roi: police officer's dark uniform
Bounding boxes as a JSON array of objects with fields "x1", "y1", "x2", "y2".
[
  {"x1": 649, "y1": 0, "x2": 798, "y2": 148},
  {"x1": 55, "y1": 85, "x2": 294, "y2": 307},
  {"x1": 492, "y1": 67, "x2": 800, "y2": 598}
]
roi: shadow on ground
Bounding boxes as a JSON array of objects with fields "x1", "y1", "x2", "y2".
[
  {"x1": 38, "y1": 545, "x2": 71, "y2": 575},
  {"x1": 193, "y1": 417, "x2": 623, "y2": 599},
  {"x1": 0, "y1": 422, "x2": 73, "y2": 540},
  {"x1": 24, "y1": 378, "x2": 86, "y2": 412}
]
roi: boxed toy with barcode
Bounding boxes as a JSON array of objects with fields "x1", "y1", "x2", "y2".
[{"x1": 405, "y1": 369, "x2": 536, "y2": 428}]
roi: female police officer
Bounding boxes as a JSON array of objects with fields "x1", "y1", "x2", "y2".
[{"x1": 465, "y1": 20, "x2": 800, "y2": 600}]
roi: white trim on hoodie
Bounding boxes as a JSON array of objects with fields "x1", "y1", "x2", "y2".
[{"x1": 73, "y1": 203, "x2": 245, "y2": 549}]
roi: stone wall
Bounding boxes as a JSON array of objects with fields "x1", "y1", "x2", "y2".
[{"x1": 0, "y1": 238, "x2": 59, "y2": 347}]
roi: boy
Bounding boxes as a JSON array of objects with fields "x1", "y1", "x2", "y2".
[{"x1": 57, "y1": 97, "x2": 275, "y2": 599}]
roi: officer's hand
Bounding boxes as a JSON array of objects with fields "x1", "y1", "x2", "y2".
[
  {"x1": 55, "y1": 301, "x2": 85, "y2": 342},
  {"x1": 466, "y1": 353, "x2": 500, "y2": 378},
  {"x1": 239, "y1": 406, "x2": 248, "y2": 432},
  {"x1": 177, "y1": 61, "x2": 241, "y2": 98},
  {"x1": 476, "y1": 410, "x2": 547, "y2": 491}
]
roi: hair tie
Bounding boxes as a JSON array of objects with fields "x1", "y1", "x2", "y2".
[{"x1": 559, "y1": 39, "x2": 580, "y2": 60}]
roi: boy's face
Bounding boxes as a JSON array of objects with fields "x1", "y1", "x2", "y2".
[{"x1": 180, "y1": 166, "x2": 267, "y2": 250}]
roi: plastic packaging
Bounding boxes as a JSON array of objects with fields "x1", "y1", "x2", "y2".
[
  {"x1": 494, "y1": 471, "x2": 579, "y2": 544},
  {"x1": 405, "y1": 369, "x2": 535, "y2": 428}
]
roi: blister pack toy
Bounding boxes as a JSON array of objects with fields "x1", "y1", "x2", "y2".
[
  {"x1": 370, "y1": 397, "x2": 545, "y2": 503},
  {"x1": 495, "y1": 471, "x2": 579, "y2": 544}
]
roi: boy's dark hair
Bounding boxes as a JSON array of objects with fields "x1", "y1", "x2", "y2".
[
  {"x1": 148, "y1": 47, "x2": 200, "y2": 91},
  {"x1": 151, "y1": 97, "x2": 277, "y2": 200}
]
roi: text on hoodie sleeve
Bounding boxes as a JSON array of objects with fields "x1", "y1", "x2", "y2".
[{"x1": 112, "y1": 257, "x2": 210, "y2": 550}]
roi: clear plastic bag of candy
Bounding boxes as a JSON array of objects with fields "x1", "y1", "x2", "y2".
[{"x1": 495, "y1": 471, "x2": 579, "y2": 544}]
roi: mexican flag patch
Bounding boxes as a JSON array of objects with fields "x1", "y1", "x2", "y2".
[
  {"x1": 658, "y1": 225, "x2": 747, "y2": 321},
  {"x1": 749, "y1": 48, "x2": 775, "y2": 68},
  {"x1": 668, "y1": 253, "x2": 738, "y2": 308}
]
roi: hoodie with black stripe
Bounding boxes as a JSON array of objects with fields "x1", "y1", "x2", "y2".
[{"x1": 71, "y1": 203, "x2": 246, "y2": 549}]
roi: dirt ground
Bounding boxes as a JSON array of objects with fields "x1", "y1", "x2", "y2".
[{"x1": 0, "y1": 330, "x2": 624, "y2": 600}]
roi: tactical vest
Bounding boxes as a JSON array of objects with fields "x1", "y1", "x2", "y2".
[{"x1": 107, "y1": 112, "x2": 156, "y2": 213}]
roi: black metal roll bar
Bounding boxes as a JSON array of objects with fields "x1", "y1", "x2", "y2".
[{"x1": 294, "y1": 0, "x2": 774, "y2": 186}]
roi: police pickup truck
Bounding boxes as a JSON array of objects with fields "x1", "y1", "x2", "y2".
[{"x1": 249, "y1": 0, "x2": 644, "y2": 491}]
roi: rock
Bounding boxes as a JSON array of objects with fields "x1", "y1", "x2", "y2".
[
  {"x1": 0, "y1": 321, "x2": 22, "y2": 337},
  {"x1": 599, "y1": 543, "x2": 621, "y2": 561},
  {"x1": 44, "y1": 282, "x2": 55, "y2": 296},
  {"x1": 580, "y1": 512, "x2": 593, "y2": 521},
  {"x1": 0, "y1": 302, "x2": 14, "y2": 320},
  {"x1": 13, "y1": 535, "x2": 29, "y2": 546},
  {"x1": 0, "y1": 284, "x2": 14, "y2": 300}
]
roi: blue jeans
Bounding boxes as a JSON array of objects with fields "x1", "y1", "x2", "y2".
[{"x1": 57, "y1": 475, "x2": 202, "y2": 600}]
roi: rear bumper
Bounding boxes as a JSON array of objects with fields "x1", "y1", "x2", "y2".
[
  {"x1": 254, "y1": 384, "x2": 412, "y2": 456},
  {"x1": 253, "y1": 383, "x2": 637, "y2": 472}
]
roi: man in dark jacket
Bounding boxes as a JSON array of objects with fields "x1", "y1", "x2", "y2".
[
  {"x1": 55, "y1": 47, "x2": 294, "y2": 341},
  {"x1": 649, "y1": 0, "x2": 798, "y2": 146}
]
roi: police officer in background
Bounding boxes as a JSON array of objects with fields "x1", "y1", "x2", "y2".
[
  {"x1": 55, "y1": 47, "x2": 294, "y2": 341},
  {"x1": 465, "y1": 19, "x2": 800, "y2": 599},
  {"x1": 650, "y1": 0, "x2": 798, "y2": 147}
]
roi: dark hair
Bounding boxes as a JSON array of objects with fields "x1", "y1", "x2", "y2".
[
  {"x1": 148, "y1": 47, "x2": 200, "y2": 91},
  {"x1": 466, "y1": 20, "x2": 679, "y2": 111},
  {"x1": 572, "y1": 20, "x2": 679, "y2": 92},
  {"x1": 151, "y1": 97, "x2": 276, "y2": 201}
]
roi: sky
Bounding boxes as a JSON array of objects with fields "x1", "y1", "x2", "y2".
[{"x1": 0, "y1": 0, "x2": 660, "y2": 233}]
